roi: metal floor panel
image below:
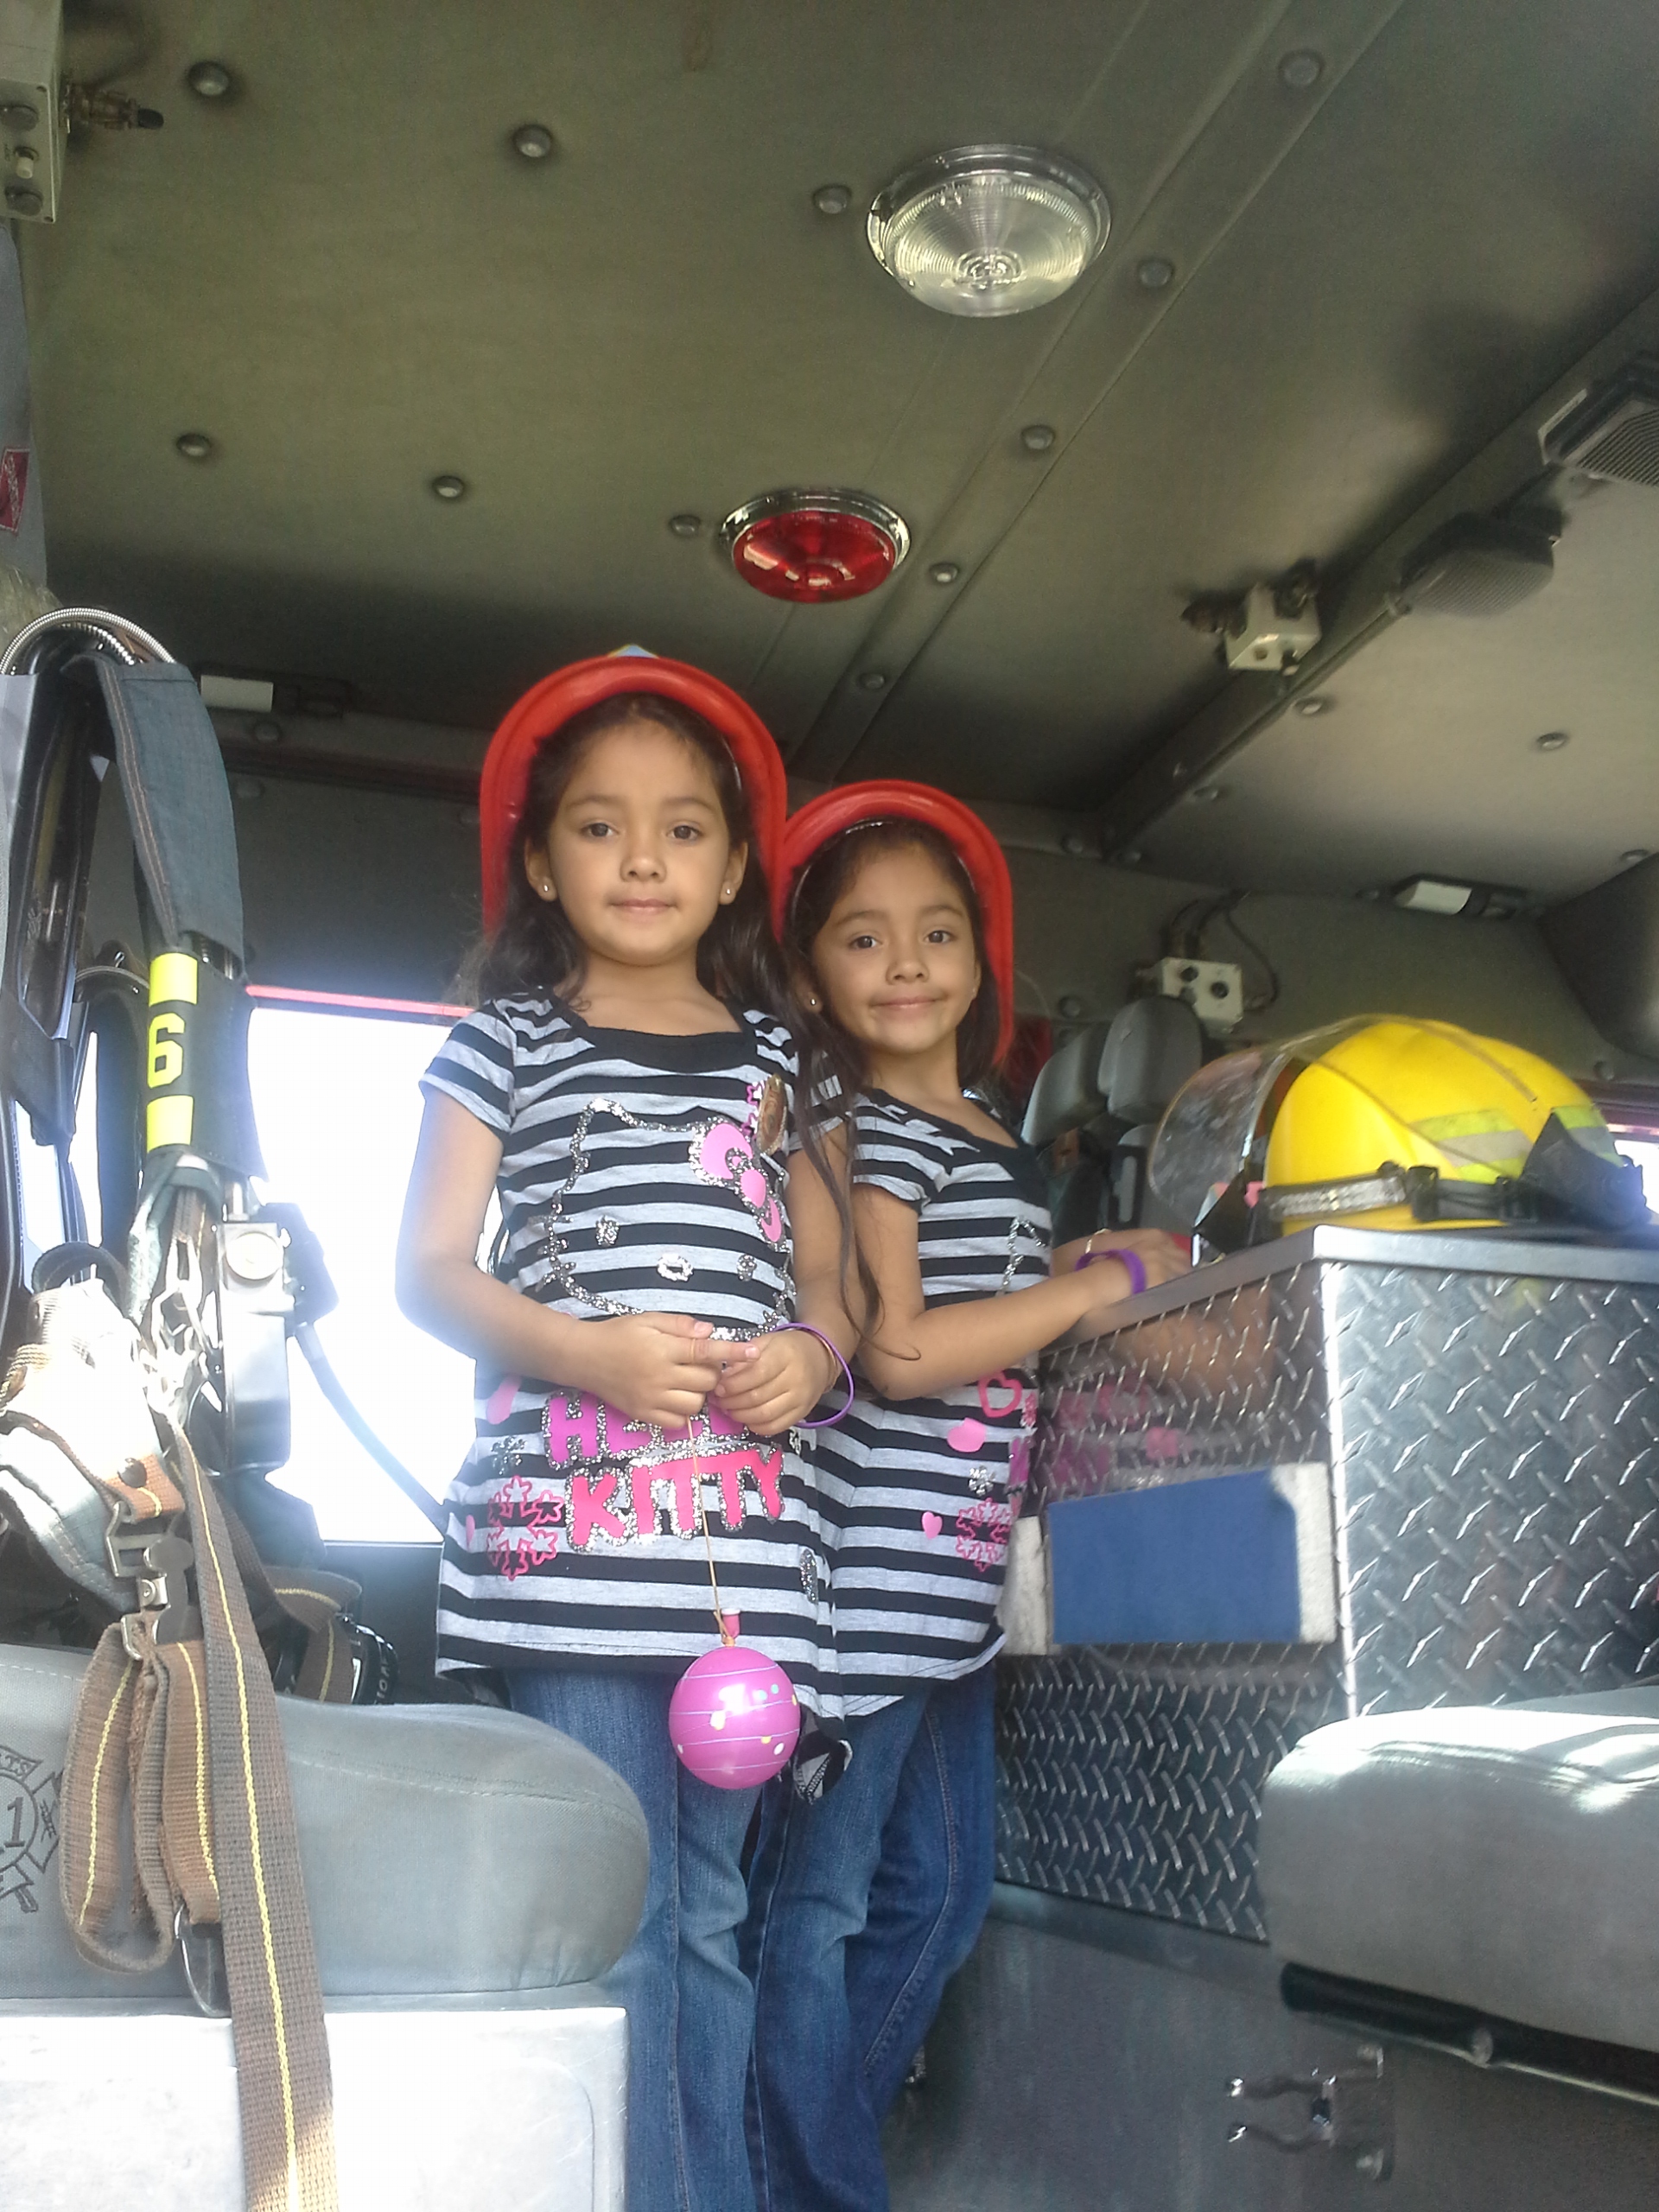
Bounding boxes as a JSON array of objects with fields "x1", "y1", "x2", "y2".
[{"x1": 885, "y1": 1898, "x2": 1659, "y2": 2212}]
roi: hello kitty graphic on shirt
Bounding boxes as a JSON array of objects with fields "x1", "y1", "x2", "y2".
[{"x1": 477, "y1": 1070, "x2": 797, "y2": 1567}]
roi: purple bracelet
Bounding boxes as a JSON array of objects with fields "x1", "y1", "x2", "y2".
[
  {"x1": 781, "y1": 1322, "x2": 856, "y2": 1427},
  {"x1": 1075, "y1": 1244, "x2": 1147, "y2": 1297}
]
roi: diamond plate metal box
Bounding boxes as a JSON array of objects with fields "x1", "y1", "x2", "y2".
[{"x1": 996, "y1": 1226, "x2": 1659, "y2": 1938}]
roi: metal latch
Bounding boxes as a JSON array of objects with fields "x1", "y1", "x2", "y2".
[
  {"x1": 1227, "y1": 2044, "x2": 1392, "y2": 2181},
  {"x1": 107, "y1": 1516, "x2": 200, "y2": 1645}
]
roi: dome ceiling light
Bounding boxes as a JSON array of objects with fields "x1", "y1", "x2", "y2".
[
  {"x1": 719, "y1": 491, "x2": 909, "y2": 603},
  {"x1": 867, "y1": 144, "x2": 1109, "y2": 318}
]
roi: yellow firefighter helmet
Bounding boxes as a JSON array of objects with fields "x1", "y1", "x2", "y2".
[{"x1": 1148, "y1": 1015, "x2": 1646, "y2": 1243}]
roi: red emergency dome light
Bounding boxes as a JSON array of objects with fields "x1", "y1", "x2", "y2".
[{"x1": 720, "y1": 490, "x2": 910, "y2": 603}]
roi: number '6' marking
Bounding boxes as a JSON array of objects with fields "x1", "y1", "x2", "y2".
[{"x1": 148, "y1": 1012, "x2": 184, "y2": 1088}]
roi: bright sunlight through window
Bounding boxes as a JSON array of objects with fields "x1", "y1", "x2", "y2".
[{"x1": 250, "y1": 1004, "x2": 477, "y2": 1543}]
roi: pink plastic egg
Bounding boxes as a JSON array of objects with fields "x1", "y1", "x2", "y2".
[{"x1": 670, "y1": 1643, "x2": 800, "y2": 1789}]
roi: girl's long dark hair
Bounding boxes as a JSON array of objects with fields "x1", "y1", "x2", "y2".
[
  {"x1": 465, "y1": 693, "x2": 787, "y2": 1019},
  {"x1": 785, "y1": 818, "x2": 1004, "y2": 1334}
]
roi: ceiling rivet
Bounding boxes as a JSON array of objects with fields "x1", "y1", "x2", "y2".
[
  {"x1": 1279, "y1": 49, "x2": 1325, "y2": 89},
  {"x1": 1020, "y1": 423, "x2": 1056, "y2": 454},
  {"x1": 811, "y1": 183, "x2": 852, "y2": 216},
  {"x1": 1117, "y1": 848, "x2": 1143, "y2": 867},
  {"x1": 187, "y1": 60, "x2": 232, "y2": 99},
  {"x1": 1535, "y1": 729, "x2": 1569, "y2": 751},
  {"x1": 1057, "y1": 995, "x2": 1085, "y2": 1019},
  {"x1": 1137, "y1": 256, "x2": 1175, "y2": 291},
  {"x1": 430, "y1": 474, "x2": 468, "y2": 501},
  {"x1": 928, "y1": 561, "x2": 960, "y2": 585},
  {"x1": 175, "y1": 431, "x2": 215, "y2": 461},
  {"x1": 1190, "y1": 783, "x2": 1224, "y2": 803},
  {"x1": 1621, "y1": 848, "x2": 1650, "y2": 865},
  {"x1": 1060, "y1": 832, "x2": 1092, "y2": 856},
  {"x1": 668, "y1": 513, "x2": 702, "y2": 538},
  {"x1": 1295, "y1": 695, "x2": 1332, "y2": 717},
  {"x1": 249, "y1": 717, "x2": 283, "y2": 746},
  {"x1": 858, "y1": 671, "x2": 888, "y2": 692},
  {"x1": 511, "y1": 123, "x2": 555, "y2": 161}
]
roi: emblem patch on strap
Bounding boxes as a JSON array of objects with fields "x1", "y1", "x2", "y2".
[{"x1": 0, "y1": 1742, "x2": 60, "y2": 1915}]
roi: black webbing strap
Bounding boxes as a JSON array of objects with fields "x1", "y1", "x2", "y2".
[{"x1": 76, "y1": 658, "x2": 245, "y2": 963}]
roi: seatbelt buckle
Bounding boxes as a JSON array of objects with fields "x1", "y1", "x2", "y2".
[{"x1": 106, "y1": 1511, "x2": 201, "y2": 1645}]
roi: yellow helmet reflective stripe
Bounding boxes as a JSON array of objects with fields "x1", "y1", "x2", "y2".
[{"x1": 1262, "y1": 1019, "x2": 1618, "y2": 1229}]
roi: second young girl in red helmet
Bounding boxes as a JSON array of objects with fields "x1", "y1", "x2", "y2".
[{"x1": 742, "y1": 783, "x2": 1189, "y2": 2212}]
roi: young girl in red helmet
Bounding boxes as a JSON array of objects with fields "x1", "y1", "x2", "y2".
[
  {"x1": 742, "y1": 784, "x2": 1187, "y2": 2211},
  {"x1": 397, "y1": 653, "x2": 854, "y2": 2212}
]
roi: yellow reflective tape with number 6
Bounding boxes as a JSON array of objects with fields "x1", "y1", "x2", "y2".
[
  {"x1": 147, "y1": 1012, "x2": 184, "y2": 1088},
  {"x1": 146, "y1": 952, "x2": 200, "y2": 1151}
]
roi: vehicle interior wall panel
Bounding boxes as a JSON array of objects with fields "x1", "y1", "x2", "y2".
[
  {"x1": 82, "y1": 753, "x2": 481, "y2": 1006},
  {"x1": 884, "y1": 1897, "x2": 1659, "y2": 2212},
  {"x1": 1542, "y1": 856, "x2": 1659, "y2": 1065},
  {"x1": 81, "y1": 784, "x2": 1647, "y2": 1077},
  {"x1": 1003, "y1": 849, "x2": 1646, "y2": 1078}
]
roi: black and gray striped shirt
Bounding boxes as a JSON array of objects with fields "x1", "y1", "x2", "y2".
[
  {"x1": 421, "y1": 997, "x2": 834, "y2": 1711},
  {"x1": 820, "y1": 1091, "x2": 1051, "y2": 1713}
]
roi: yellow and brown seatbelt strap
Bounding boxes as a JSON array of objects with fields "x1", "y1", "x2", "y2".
[{"x1": 60, "y1": 1420, "x2": 340, "y2": 2212}]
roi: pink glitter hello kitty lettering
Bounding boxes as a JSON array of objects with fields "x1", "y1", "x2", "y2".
[{"x1": 533, "y1": 1389, "x2": 785, "y2": 1551}]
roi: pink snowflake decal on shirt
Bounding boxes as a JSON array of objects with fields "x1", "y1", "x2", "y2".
[
  {"x1": 955, "y1": 1497, "x2": 1013, "y2": 1574},
  {"x1": 486, "y1": 1470, "x2": 564, "y2": 1580}
]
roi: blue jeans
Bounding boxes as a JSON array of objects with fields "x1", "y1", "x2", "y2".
[
  {"x1": 509, "y1": 1669, "x2": 759, "y2": 2212},
  {"x1": 742, "y1": 1666, "x2": 997, "y2": 2210},
  {"x1": 849, "y1": 1665, "x2": 997, "y2": 2120}
]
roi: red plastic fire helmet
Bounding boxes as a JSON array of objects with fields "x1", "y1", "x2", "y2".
[
  {"x1": 478, "y1": 652, "x2": 789, "y2": 931},
  {"x1": 778, "y1": 780, "x2": 1016, "y2": 1060}
]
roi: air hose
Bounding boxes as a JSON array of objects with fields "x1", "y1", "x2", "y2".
[{"x1": 294, "y1": 1319, "x2": 447, "y2": 1534}]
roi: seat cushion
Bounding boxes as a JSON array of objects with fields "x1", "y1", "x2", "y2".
[
  {"x1": 1020, "y1": 1020, "x2": 1111, "y2": 1148},
  {"x1": 1258, "y1": 1689, "x2": 1659, "y2": 2052},
  {"x1": 0, "y1": 1643, "x2": 648, "y2": 1999}
]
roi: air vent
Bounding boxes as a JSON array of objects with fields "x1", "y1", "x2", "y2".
[
  {"x1": 1540, "y1": 359, "x2": 1659, "y2": 486},
  {"x1": 1394, "y1": 513, "x2": 1554, "y2": 619}
]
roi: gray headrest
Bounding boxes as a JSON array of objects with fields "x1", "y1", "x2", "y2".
[
  {"x1": 1020, "y1": 1019, "x2": 1112, "y2": 1148},
  {"x1": 1096, "y1": 998, "x2": 1205, "y2": 1126}
]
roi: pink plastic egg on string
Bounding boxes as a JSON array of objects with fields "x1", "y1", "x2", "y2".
[{"x1": 671, "y1": 1643, "x2": 800, "y2": 1789}]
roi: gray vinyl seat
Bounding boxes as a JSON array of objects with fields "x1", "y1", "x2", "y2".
[
  {"x1": 1096, "y1": 997, "x2": 1204, "y2": 1233},
  {"x1": 1020, "y1": 1018, "x2": 1112, "y2": 1149},
  {"x1": 1257, "y1": 1688, "x2": 1659, "y2": 2054},
  {"x1": 1096, "y1": 996, "x2": 1204, "y2": 1128},
  {"x1": 0, "y1": 1643, "x2": 649, "y2": 2001}
]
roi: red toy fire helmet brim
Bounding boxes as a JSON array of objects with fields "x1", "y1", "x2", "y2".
[
  {"x1": 778, "y1": 780, "x2": 1016, "y2": 1060},
  {"x1": 478, "y1": 652, "x2": 788, "y2": 931}
]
